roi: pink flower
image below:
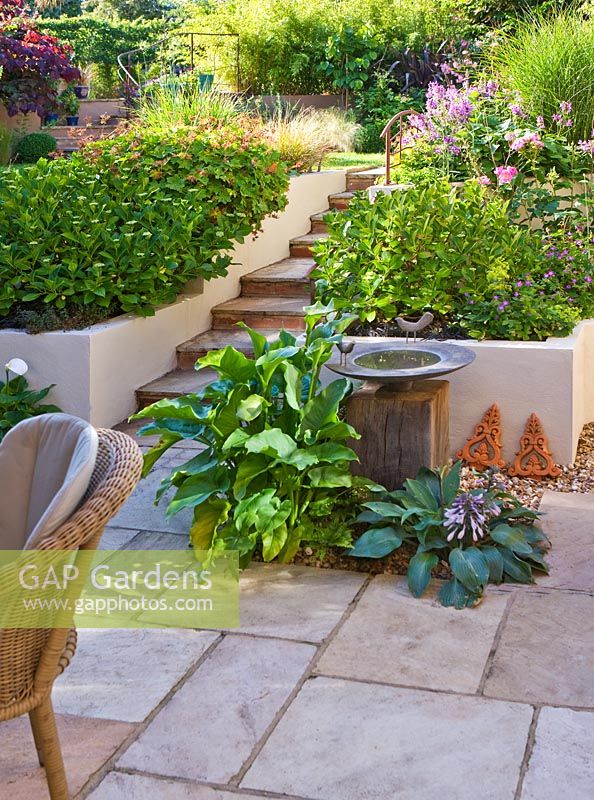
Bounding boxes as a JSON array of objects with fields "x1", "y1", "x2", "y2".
[
  {"x1": 478, "y1": 175, "x2": 491, "y2": 185},
  {"x1": 512, "y1": 131, "x2": 544, "y2": 151},
  {"x1": 494, "y1": 165, "x2": 519, "y2": 185}
]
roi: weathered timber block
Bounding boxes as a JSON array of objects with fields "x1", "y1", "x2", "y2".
[{"x1": 347, "y1": 380, "x2": 449, "y2": 490}]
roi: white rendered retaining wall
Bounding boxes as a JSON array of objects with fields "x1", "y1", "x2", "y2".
[{"x1": 344, "y1": 323, "x2": 594, "y2": 464}]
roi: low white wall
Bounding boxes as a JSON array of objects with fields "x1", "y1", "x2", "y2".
[
  {"x1": 340, "y1": 324, "x2": 594, "y2": 464},
  {"x1": 0, "y1": 171, "x2": 345, "y2": 427},
  {"x1": 446, "y1": 334, "x2": 579, "y2": 465}
]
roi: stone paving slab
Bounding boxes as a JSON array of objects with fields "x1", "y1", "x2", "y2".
[
  {"x1": 521, "y1": 707, "x2": 594, "y2": 800},
  {"x1": 109, "y1": 456, "x2": 194, "y2": 534},
  {"x1": 53, "y1": 629, "x2": 219, "y2": 722},
  {"x1": 237, "y1": 564, "x2": 366, "y2": 643},
  {"x1": 118, "y1": 634, "x2": 315, "y2": 783},
  {"x1": 98, "y1": 527, "x2": 140, "y2": 550},
  {"x1": 89, "y1": 772, "x2": 278, "y2": 799},
  {"x1": 536, "y1": 491, "x2": 594, "y2": 591},
  {"x1": 115, "y1": 419, "x2": 204, "y2": 451},
  {"x1": 484, "y1": 591, "x2": 594, "y2": 707},
  {"x1": 123, "y1": 530, "x2": 189, "y2": 549},
  {"x1": 316, "y1": 575, "x2": 508, "y2": 692},
  {"x1": 0, "y1": 713, "x2": 134, "y2": 800},
  {"x1": 242, "y1": 676, "x2": 532, "y2": 800}
]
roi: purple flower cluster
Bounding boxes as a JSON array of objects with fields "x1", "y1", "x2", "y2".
[
  {"x1": 552, "y1": 100, "x2": 573, "y2": 128},
  {"x1": 577, "y1": 131, "x2": 594, "y2": 155},
  {"x1": 426, "y1": 82, "x2": 474, "y2": 123},
  {"x1": 444, "y1": 491, "x2": 501, "y2": 543}
]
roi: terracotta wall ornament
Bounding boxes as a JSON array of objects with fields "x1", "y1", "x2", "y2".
[
  {"x1": 456, "y1": 404, "x2": 506, "y2": 470},
  {"x1": 508, "y1": 413, "x2": 561, "y2": 478}
]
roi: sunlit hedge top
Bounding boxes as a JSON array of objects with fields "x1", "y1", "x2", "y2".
[{"x1": 0, "y1": 122, "x2": 289, "y2": 323}]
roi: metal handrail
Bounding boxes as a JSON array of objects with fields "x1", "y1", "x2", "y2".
[
  {"x1": 381, "y1": 109, "x2": 417, "y2": 185},
  {"x1": 117, "y1": 31, "x2": 240, "y2": 94}
]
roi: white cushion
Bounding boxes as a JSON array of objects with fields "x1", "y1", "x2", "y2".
[{"x1": 0, "y1": 413, "x2": 98, "y2": 550}]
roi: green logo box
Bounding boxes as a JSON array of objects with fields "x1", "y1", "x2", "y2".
[{"x1": 0, "y1": 550, "x2": 239, "y2": 629}]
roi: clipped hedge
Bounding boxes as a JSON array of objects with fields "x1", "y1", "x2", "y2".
[
  {"x1": 38, "y1": 16, "x2": 166, "y2": 65},
  {"x1": 0, "y1": 123, "x2": 289, "y2": 325}
]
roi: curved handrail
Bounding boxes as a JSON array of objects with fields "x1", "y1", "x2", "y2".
[
  {"x1": 117, "y1": 34, "x2": 172, "y2": 88},
  {"x1": 381, "y1": 108, "x2": 417, "y2": 186},
  {"x1": 117, "y1": 31, "x2": 240, "y2": 97}
]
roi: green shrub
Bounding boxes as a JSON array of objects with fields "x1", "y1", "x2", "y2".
[
  {"x1": 0, "y1": 126, "x2": 11, "y2": 166},
  {"x1": 14, "y1": 132, "x2": 57, "y2": 163},
  {"x1": 187, "y1": 0, "x2": 473, "y2": 94},
  {"x1": 313, "y1": 180, "x2": 587, "y2": 341},
  {"x1": 134, "y1": 304, "x2": 378, "y2": 565},
  {"x1": 353, "y1": 77, "x2": 424, "y2": 153},
  {"x1": 351, "y1": 462, "x2": 549, "y2": 608},
  {"x1": 492, "y1": 9, "x2": 594, "y2": 142},
  {"x1": 0, "y1": 123, "x2": 289, "y2": 325}
]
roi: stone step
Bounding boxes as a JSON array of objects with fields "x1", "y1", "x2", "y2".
[
  {"x1": 136, "y1": 367, "x2": 217, "y2": 409},
  {"x1": 346, "y1": 167, "x2": 384, "y2": 192},
  {"x1": 211, "y1": 295, "x2": 307, "y2": 330},
  {"x1": 240, "y1": 257, "x2": 315, "y2": 297},
  {"x1": 311, "y1": 206, "x2": 345, "y2": 233},
  {"x1": 289, "y1": 232, "x2": 328, "y2": 258},
  {"x1": 44, "y1": 124, "x2": 119, "y2": 150},
  {"x1": 176, "y1": 326, "x2": 303, "y2": 368},
  {"x1": 328, "y1": 191, "x2": 355, "y2": 210}
]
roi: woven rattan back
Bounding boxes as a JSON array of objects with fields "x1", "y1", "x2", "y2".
[{"x1": 0, "y1": 429, "x2": 142, "y2": 719}]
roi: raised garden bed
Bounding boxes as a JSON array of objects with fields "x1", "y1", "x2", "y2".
[{"x1": 0, "y1": 171, "x2": 345, "y2": 426}]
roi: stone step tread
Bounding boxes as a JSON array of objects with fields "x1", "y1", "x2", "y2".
[
  {"x1": 243, "y1": 257, "x2": 315, "y2": 283},
  {"x1": 329, "y1": 191, "x2": 355, "y2": 201},
  {"x1": 44, "y1": 124, "x2": 119, "y2": 134},
  {"x1": 310, "y1": 209, "x2": 339, "y2": 223},
  {"x1": 290, "y1": 232, "x2": 328, "y2": 246},
  {"x1": 137, "y1": 367, "x2": 217, "y2": 400},
  {"x1": 212, "y1": 295, "x2": 307, "y2": 316},
  {"x1": 177, "y1": 327, "x2": 302, "y2": 357},
  {"x1": 350, "y1": 167, "x2": 385, "y2": 177}
]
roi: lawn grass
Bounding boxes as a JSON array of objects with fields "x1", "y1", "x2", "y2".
[{"x1": 322, "y1": 151, "x2": 384, "y2": 171}]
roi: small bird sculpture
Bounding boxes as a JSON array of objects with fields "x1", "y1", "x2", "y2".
[{"x1": 396, "y1": 311, "x2": 434, "y2": 343}]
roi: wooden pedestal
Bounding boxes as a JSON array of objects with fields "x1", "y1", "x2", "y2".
[{"x1": 346, "y1": 380, "x2": 450, "y2": 490}]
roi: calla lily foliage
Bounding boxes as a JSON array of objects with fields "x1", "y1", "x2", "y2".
[{"x1": 134, "y1": 305, "x2": 379, "y2": 565}]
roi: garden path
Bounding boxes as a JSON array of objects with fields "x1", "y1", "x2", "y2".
[{"x1": 1, "y1": 439, "x2": 593, "y2": 800}]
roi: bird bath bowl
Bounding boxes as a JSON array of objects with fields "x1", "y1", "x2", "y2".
[{"x1": 328, "y1": 340, "x2": 476, "y2": 391}]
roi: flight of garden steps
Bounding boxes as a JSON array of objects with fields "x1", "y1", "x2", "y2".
[{"x1": 135, "y1": 168, "x2": 381, "y2": 408}]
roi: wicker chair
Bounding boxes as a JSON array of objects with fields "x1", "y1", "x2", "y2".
[{"x1": 0, "y1": 428, "x2": 143, "y2": 800}]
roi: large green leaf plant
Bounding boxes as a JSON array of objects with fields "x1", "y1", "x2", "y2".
[
  {"x1": 134, "y1": 304, "x2": 378, "y2": 565},
  {"x1": 351, "y1": 461, "x2": 550, "y2": 608}
]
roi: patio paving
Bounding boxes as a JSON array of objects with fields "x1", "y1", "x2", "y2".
[{"x1": 2, "y1": 472, "x2": 593, "y2": 799}]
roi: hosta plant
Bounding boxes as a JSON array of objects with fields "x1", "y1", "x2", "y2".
[
  {"x1": 134, "y1": 304, "x2": 378, "y2": 565},
  {"x1": 350, "y1": 461, "x2": 549, "y2": 608}
]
